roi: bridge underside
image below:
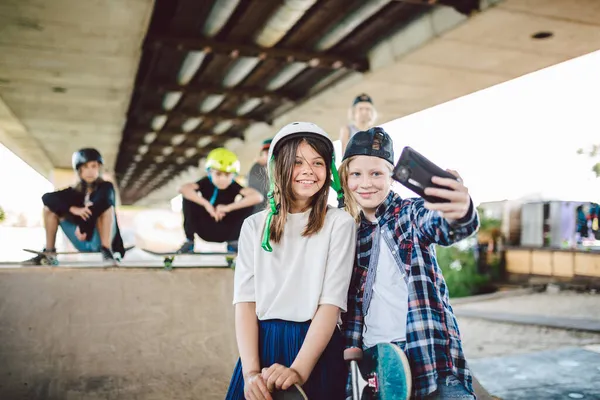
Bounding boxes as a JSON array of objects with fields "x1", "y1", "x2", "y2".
[{"x1": 0, "y1": 0, "x2": 599, "y2": 206}]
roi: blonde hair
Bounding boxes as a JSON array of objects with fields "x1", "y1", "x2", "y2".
[
  {"x1": 339, "y1": 157, "x2": 362, "y2": 222},
  {"x1": 339, "y1": 156, "x2": 393, "y2": 222}
]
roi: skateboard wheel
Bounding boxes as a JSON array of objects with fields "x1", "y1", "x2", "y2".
[
  {"x1": 41, "y1": 257, "x2": 50, "y2": 266},
  {"x1": 50, "y1": 259, "x2": 59, "y2": 266}
]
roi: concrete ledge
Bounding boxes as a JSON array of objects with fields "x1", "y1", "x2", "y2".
[
  {"x1": 0, "y1": 267, "x2": 237, "y2": 399},
  {"x1": 451, "y1": 287, "x2": 537, "y2": 305},
  {"x1": 455, "y1": 309, "x2": 600, "y2": 333}
]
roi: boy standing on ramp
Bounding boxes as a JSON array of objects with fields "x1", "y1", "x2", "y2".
[
  {"x1": 339, "y1": 94, "x2": 377, "y2": 156},
  {"x1": 176, "y1": 147, "x2": 263, "y2": 254}
]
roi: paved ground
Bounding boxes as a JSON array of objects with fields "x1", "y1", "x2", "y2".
[
  {"x1": 458, "y1": 316, "x2": 600, "y2": 360},
  {"x1": 470, "y1": 346, "x2": 600, "y2": 400},
  {"x1": 455, "y1": 292, "x2": 600, "y2": 321},
  {"x1": 453, "y1": 291, "x2": 600, "y2": 399},
  {"x1": 457, "y1": 310, "x2": 600, "y2": 333}
]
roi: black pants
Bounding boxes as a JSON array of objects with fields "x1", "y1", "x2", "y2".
[{"x1": 182, "y1": 199, "x2": 252, "y2": 243}]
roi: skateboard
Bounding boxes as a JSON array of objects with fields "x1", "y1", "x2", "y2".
[
  {"x1": 344, "y1": 343, "x2": 412, "y2": 400},
  {"x1": 140, "y1": 249, "x2": 237, "y2": 270},
  {"x1": 23, "y1": 246, "x2": 134, "y2": 266},
  {"x1": 272, "y1": 383, "x2": 308, "y2": 400}
]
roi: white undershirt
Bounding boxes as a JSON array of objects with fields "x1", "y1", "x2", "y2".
[
  {"x1": 233, "y1": 207, "x2": 357, "y2": 322},
  {"x1": 363, "y1": 238, "x2": 409, "y2": 348}
]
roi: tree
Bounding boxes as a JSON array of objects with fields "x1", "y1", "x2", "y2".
[
  {"x1": 577, "y1": 144, "x2": 600, "y2": 177},
  {"x1": 0, "y1": 205, "x2": 5, "y2": 223}
]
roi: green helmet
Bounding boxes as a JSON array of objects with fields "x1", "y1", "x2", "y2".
[{"x1": 205, "y1": 148, "x2": 240, "y2": 174}]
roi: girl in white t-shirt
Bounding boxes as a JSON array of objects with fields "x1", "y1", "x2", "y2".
[{"x1": 225, "y1": 122, "x2": 357, "y2": 400}]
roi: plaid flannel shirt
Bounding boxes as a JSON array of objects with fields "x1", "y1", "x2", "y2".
[{"x1": 341, "y1": 191, "x2": 480, "y2": 398}]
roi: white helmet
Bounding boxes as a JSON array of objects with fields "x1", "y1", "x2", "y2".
[
  {"x1": 261, "y1": 121, "x2": 344, "y2": 252},
  {"x1": 267, "y1": 121, "x2": 335, "y2": 179}
]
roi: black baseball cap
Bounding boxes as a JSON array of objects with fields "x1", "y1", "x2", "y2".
[
  {"x1": 342, "y1": 127, "x2": 394, "y2": 165},
  {"x1": 352, "y1": 93, "x2": 373, "y2": 106}
]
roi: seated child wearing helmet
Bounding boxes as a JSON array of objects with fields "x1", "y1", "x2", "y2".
[
  {"x1": 24, "y1": 148, "x2": 125, "y2": 266},
  {"x1": 176, "y1": 147, "x2": 264, "y2": 253}
]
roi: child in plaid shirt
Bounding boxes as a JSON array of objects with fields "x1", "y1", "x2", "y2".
[{"x1": 339, "y1": 127, "x2": 479, "y2": 399}]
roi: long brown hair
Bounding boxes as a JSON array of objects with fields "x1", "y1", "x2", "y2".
[
  {"x1": 269, "y1": 136, "x2": 332, "y2": 243},
  {"x1": 73, "y1": 177, "x2": 105, "y2": 194}
]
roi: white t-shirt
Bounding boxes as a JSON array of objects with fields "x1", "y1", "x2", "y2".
[
  {"x1": 233, "y1": 207, "x2": 357, "y2": 322},
  {"x1": 363, "y1": 238, "x2": 409, "y2": 348}
]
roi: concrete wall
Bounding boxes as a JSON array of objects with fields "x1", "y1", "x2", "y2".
[{"x1": 0, "y1": 268, "x2": 238, "y2": 400}]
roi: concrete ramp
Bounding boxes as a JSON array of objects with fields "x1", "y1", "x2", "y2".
[{"x1": 0, "y1": 268, "x2": 238, "y2": 400}]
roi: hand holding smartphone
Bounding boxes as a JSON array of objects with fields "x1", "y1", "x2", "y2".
[{"x1": 392, "y1": 147, "x2": 458, "y2": 203}]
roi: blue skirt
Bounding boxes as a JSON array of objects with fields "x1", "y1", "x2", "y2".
[{"x1": 225, "y1": 319, "x2": 346, "y2": 400}]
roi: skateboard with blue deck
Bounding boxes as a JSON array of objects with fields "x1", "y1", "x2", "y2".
[{"x1": 345, "y1": 343, "x2": 412, "y2": 400}]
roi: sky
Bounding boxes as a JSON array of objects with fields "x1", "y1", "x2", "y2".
[
  {"x1": 1, "y1": 50, "x2": 599, "y2": 219},
  {"x1": 381, "y1": 49, "x2": 600, "y2": 205},
  {"x1": 0, "y1": 144, "x2": 53, "y2": 216}
]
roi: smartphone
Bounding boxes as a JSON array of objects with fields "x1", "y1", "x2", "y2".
[{"x1": 393, "y1": 146, "x2": 458, "y2": 203}]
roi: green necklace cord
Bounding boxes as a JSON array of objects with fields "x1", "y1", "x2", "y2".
[
  {"x1": 330, "y1": 154, "x2": 345, "y2": 208},
  {"x1": 261, "y1": 157, "x2": 278, "y2": 252}
]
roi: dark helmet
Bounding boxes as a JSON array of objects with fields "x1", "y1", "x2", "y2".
[
  {"x1": 342, "y1": 127, "x2": 394, "y2": 165},
  {"x1": 72, "y1": 148, "x2": 104, "y2": 171}
]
